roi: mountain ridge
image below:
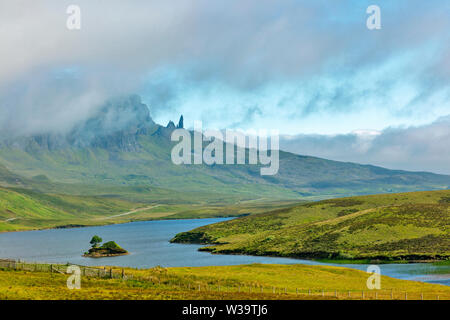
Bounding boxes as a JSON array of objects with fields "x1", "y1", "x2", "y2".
[{"x1": 0, "y1": 95, "x2": 448, "y2": 199}]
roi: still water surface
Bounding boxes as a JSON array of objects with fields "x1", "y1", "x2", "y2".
[{"x1": 0, "y1": 218, "x2": 448, "y2": 285}]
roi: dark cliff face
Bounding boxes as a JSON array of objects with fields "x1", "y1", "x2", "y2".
[
  {"x1": 68, "y1": 95, "x2": 156, "y2": 151},
  {"x1": 1, "y1": 95, "x2": 158, "y2": 152}
]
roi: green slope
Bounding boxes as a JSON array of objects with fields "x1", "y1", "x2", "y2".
[
  {"x1": 0, "y1": 137, "x2": 300, "y2": 199},
  {"x1": 0, "y1": 185, "x2": 302, "y2": 232},
  {"x1": 171, "y1": 190, "x2": 450, "y2": 262},
  {"x1": 0, "y1": 96, "x2": 448, "y2": 200},
  {"x1": 0, "y1": 163, "x2": 260, "y2": 205},
  {"x1": 1, "y1": 96, "x2": 449, "y2": 232},
  {"x1": 0, "y1": 186, "x2": 143, "y2": 232},
  {"x1": 0, "y1": 164, "x2": 303, "y2": 232},
  {"x1": 0, "y1": 132, "x2": 449, "y2": 200}
]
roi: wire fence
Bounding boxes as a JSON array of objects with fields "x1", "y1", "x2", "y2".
[
  {"x1": 0, "y1": 259, "x2": 131, "y2": 280},
  {"x1": 0, "y1": 259, "x2": 446, "y2": 300}
]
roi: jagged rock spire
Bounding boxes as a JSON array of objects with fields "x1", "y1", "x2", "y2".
[
  {"x1": 166, "y1": 121, "x2": 176, "y2": 129},
  {"x1": 177, "y1": 115, "x2": 184, "y2": 129}
]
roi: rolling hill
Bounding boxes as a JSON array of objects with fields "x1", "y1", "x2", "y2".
[
  {"x1": 171, "y1": 190, "x2": 450, "y2": 262},
  {"x1": 0, "y1": 185, "x2": 140, "y2": 232},
  {"x1": 0, "y1": 164, "x2": 301, "y2": 232}
]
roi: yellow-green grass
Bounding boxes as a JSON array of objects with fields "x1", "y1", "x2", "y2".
[
  {"x1": 169, "y1": 264, "x2": 450, "y2": 299},
  {"x1": 0, "y1": 263, "x2": 449, "y2": 300},
  {"x1": 0, "y1": 187, "x2": 144, "y2": 232},
  {"x1": 172, "y1": 190, "x2": 450, "y2": 262},
  {"x1": 0, "y1": 185, "x2": 300, "y2": 232}
]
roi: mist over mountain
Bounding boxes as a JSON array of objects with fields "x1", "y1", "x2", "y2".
[
  {"x1": 0, "y1": 95, "x2": 448, "y2": 199},
  {"x1": 1, "y1": 95, "x2": 155, "y2": 152}
]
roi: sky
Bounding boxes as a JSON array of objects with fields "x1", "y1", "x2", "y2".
[{"x1": 0, "y1": 1, "x2": 449, "y2": 173}]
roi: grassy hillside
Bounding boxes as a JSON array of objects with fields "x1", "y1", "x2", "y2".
[
  {"x1": 1, "y1": 96, "x2": 449, "y2": 208},
  {"x1": 0, "y1": 163, "x2": 258, "y2": 204},
  {"x1": 0, "y1": 186, "x2": 144, "y2": 232},
  {"x1": 172, "y1": 190, "x2": 450, "y2": 262},
  {"x1": 1, "y1": 127, "x2": 449, "y2": 200},
  {"x1": 0, "y1": 162, "x2": 305, "y2": 232},
  {"x1": 0, "y1": 263, "x2": 449, "y2": 300},
  {"x1": 0, "y1": 182, "x2": 300, "y2": 232}
]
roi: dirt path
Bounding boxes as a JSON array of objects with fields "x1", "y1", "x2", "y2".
[
  {"x1": 235, "y1": 198, "x2": 265, "y2": 204},
  {"x1": 96, "y1": 205, "x2": 161, "y2": 220}
]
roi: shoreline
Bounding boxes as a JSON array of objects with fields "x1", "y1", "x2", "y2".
[
  {"x1": 1, "y1": 217, "x2": 448, "y2": 266},
  {"x1": 2, "y1": 215, "x2": 448, "y2": 266},
  {"x1": 193, "y1": 246, "x2": 450, "y2": 265},
  {"x1": 83, "y1": 252, "x2": 130, "y2": 258},
  {"x1": 0, "y1": 216, "x2": 236, "y2": 234}
]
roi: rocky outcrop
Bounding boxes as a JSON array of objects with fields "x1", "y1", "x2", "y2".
[
  {"x1": 177, "y1": 115, "x2": 184, "y2": 129},
  {"x1": 166, "y1": 121, "x2": 176, "y2": 129},
  {"x1": 151, "y1": 118, "x2": 183, "y2": 139},
  {"x1": 83, "y1": 241, "x2": 128, "y2": 258}
]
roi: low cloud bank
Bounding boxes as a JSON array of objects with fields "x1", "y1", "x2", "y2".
[{"x1": 280, "y1": 116, "x2": 450, "y2": 175}]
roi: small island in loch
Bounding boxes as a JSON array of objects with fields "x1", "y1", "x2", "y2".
[{"x1": 83, "y1": 235, "x2": 128, "y2": 258}]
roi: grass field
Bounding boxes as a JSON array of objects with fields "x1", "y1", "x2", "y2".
[
  {"x1": 0, "y1": 161, "x2": 306, "y2": 232},
  {"x1": 172, "y1": 190, "x2": 450, "y2": 262},
  {"x1": 0, "y1": 262, "x2": 449, "y2": 300},
  {"x1": 0, "y1": 185, "x2": 300, "y2": 232}
]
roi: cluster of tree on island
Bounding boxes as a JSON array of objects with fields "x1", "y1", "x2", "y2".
[{"x1": 83, "y1": 235, "x2": 128, "y2": 257}]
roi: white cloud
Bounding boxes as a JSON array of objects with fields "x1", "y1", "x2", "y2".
[
  {"x1": 280, "y1": 116, "x2": 450, "y2": 174},
  {"x1": 0, "y1": 0, "x2": 449, "y2": 140}
]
